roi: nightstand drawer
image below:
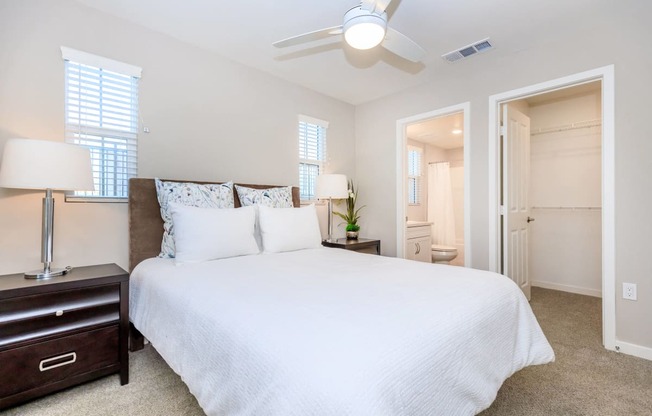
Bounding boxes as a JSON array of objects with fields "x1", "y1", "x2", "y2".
[
  {"x1": 0, "y1": 284, "x2": 119, "y2": 319},
  {"x1": 0, "y1": 284, "x2": 120, "y2": 349},
  {"x1": 0, "y1": 303, "x2": 119, "y2": 349},
  {"x1": 0, "y1": 325, "x2": 119, "y2": 398}
]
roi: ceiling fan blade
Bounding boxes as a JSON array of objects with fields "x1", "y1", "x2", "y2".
[
  {"x1": 382, "y1": 27, "x2": 426, "y2": 62},
  {"x1": 361, "y1": 0, "x2": 393, "y2": 14},
  {"x1": 273, "y1": 26, "x2": 343, "y2": 48}
]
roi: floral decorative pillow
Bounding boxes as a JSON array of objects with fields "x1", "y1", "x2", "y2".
[
  {"x1": 234, "y1": 185, "x2": 294, "y2": 208},
  {"x1": 155, "y1": 178, "x2": 234, "y2": 258}
]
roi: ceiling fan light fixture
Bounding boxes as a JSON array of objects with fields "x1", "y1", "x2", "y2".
[
  {"x1": 343, "y1": 7, "x2": 387, "y2": 50},
  {"x1": 272, "y1": 1, "x2": 425, "y2": 63}
]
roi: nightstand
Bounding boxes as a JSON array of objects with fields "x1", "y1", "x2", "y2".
[
  {"x1": 0, "y1": 263, "x2": 129, "y2": 410},
  {"x1": 322, "y1": 238, "x2": 381, "y2": 255}
]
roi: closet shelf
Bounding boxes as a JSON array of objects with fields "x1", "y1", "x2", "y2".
[
  {"x1": 531, "y1": 206, "x2": 601, "y2": 211},
  {"x1": 531, "y1": 119, "x2": 602, "y2": 136}
]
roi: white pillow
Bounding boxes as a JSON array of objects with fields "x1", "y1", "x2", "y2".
[
  {"x1": 258, "y1": 204, "x2": 322, "y2": 253},
  {"x1": 234, "y1": 185, "x2": 295, "y2": 251},
  {"x1": 170, "y1": 204, "x2": 259, "y2": 264}
]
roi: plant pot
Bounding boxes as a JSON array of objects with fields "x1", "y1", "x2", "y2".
[{"x1": 346, "y1": 231, "x2": 359, "y2": 240}]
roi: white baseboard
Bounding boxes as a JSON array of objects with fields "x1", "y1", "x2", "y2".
[
  {"x1": 532, "y1": 280, "x2": 601, "y2": 298},
  {"x1": 614, "y1": 340, "x2": 652, "y2": 361}
]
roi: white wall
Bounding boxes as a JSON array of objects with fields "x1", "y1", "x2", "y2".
[
  {"x1": 0, "y1": 0, "x2": 355, "y2": 273},
  {"x1": 354, "y1": 4, "x2": 652, "y2": 350},
  {"x1": 528, "y1": 91, "x2": 602, "y2": 296}
]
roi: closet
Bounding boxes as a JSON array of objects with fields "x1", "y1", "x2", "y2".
[{"x1": 524, "y1": 82, "x2": 602, "y2": 297}]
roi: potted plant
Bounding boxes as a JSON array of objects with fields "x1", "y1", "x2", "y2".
[{"x1": 334, "y1": 179, "x2": 365, "y2": 240}]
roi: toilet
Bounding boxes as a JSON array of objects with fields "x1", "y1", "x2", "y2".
[{"x1": 431, "y1": 244, "x2": 458, "y2": 264}]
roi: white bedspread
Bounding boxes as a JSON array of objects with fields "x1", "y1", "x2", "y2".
[{"x1": 130, "y1": 248, "x2": 554, "y2": 416}]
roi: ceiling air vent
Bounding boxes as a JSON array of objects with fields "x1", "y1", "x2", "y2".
[{"x1": 442, "y1": 38, "x2": 493, "y2": 63}]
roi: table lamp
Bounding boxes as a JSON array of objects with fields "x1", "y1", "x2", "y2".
[
  {"x1": 316, "y1": 174, "x2": 348, "y2": 242},
  {"x1": 0, "y1": 138, "x2": 95, "y2": 279}
]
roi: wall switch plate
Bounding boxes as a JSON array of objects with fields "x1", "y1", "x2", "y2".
[{"x1": 623, "y1": 283, "x2": 637, "y2": 301}]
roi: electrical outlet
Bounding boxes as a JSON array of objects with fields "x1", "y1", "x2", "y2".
[{"x1": 623, "y1": 283, "x2": 637, "y2": 301}]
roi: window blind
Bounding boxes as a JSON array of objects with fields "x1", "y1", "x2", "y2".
[
  {"x1": 62, "y1": 47, "x2": 141, "y2": 199},
  {"x1": 298, "y1": 115, "x2": 328, "y2": 200},
  {"x1": 407, "y1": 147, "x2": 422, "y2": 205}
]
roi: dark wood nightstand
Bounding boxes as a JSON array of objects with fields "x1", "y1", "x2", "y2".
[
  {"x1": 0, "y1": 263, "x2": 129, "y2": 410},
  {"x1": 322, "y1": 238, "x2": 381, "y2": 255}
]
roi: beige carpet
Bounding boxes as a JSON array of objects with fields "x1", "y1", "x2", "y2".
[
  {"x1": 4, "y1": 287, "x2": 652, "y2": 415},
  {"x1": 481, "y1": 287, "x2": 652, "y2": 416}
]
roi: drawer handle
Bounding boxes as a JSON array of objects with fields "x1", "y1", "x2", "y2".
[{"x1": 39, "y1": 352, "x2": 77, "y2": 372}]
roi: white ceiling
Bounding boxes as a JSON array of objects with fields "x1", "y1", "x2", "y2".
[
  {"x1": 407, "y1": 112, "x2": 464, "y2": 149},
  {"x1": 75, "y1": 0, "x2": 611, "y2": 105}
]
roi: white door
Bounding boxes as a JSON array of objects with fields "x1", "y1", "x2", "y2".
[{"x1": 502, "y1": 104, "x2": 532, "y2": 300}]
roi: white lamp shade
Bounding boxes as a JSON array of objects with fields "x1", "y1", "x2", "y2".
[
  {"x1": 0, "y1": 138, "x2": 95, "y2": 191},
  {"x1": 316, "y1": 174, "x2": 348, "y2": 199}
]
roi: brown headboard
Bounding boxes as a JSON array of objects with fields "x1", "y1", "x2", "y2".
[{"x1": 128, "y1": 178, "x2": 300, "y2": 271}]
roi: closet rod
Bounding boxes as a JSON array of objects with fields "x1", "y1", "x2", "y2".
[
  {"x1": 531, "y1": 119, "x2": 602, "y2": 136},
  {"x1": 531, "y1": 206, "x2": 601, "y2": 211},
  {"x1": 428, "y1": 160, "x2": 463, "y2": 164}
]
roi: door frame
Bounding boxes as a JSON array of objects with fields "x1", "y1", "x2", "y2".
[
  {"x1": 488, "y1": 65, "x2": 615, "y2": 351},
  {"x1": 396, "y1": 102, "x2": 471, "y2": 265}
]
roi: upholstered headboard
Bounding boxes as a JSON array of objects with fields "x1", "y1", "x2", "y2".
[{"x1": 128, "y1": 178, "x2": 300, "y2": 271}]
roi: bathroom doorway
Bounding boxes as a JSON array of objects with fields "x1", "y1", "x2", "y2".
[
  {"x1": 396, "y1": 102, "x2": 471, "y2": 266},
  {"x1": 406, "y1": 113, "x2": 465, "y2": 266}
]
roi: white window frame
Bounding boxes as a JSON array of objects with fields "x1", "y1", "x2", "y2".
[
  {"x1": 407, "y1": 146, "x2": 423, "y2": 205},
  {"x1": 61, "y1": 47, "x2": 141, "y2": 202},
  {"x1": 298, "y1": 115, "x2": 328, "y2": 201}
]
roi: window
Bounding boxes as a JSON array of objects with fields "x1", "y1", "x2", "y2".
[
  {"x1": 62, "y1": 47, "x2": 141, "y2": 200},
  {"x1": 298, "y1": 115, "x2": 328, "y2": 200},
  {"x1": 407, "y1": 146, "x2": 423, "y2": 205}
]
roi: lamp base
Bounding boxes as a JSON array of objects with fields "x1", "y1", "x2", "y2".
[{"x1": 24, "y1": 267, "x2": 70, "y2": 280}]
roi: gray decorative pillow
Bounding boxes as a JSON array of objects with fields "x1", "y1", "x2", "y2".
[
  {"x1": 234, "y1": 185, "x2": 294, "y2": 208},
  {"x1": 155, "y1": 178, "x2": 235, "y2": 258}
]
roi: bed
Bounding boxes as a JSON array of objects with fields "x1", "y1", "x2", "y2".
[{"x1": 128, "y1": 178, "x2": 554, "y2": 416}]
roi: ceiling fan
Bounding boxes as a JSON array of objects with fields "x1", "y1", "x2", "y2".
[{"x1": 272, "y1": 0, "x2": 426, "y2": 63}]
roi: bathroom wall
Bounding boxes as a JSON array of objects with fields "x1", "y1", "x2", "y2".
[{"x1": 528, "y1": 89, "x2": 602, "y2": 296}]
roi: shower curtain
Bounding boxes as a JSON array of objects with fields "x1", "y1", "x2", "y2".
[{"x1": 428, "y1": 162, "x2": 456, "y2": 246}]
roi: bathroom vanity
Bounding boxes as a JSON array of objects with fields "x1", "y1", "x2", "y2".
[{"x1": 406, "y1": 221, "x2": 432, "y2": 263}]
